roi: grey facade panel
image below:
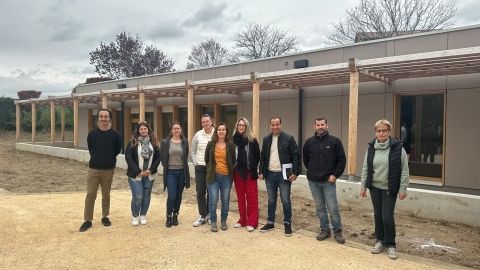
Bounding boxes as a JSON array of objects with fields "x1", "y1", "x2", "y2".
[
  {"x1": 214, "y1": 65, "x2": 242, "y2": 78},
  {"x1": 305, "y1": 49, "x2": 344, "y2": 66},
  {"x1": 343, "y1": 42, "x2": 388, "y2": 60},
  {"x1": 445, "y1": 88, "x2": 480, "y2": 189},
  {"x1": 393, "y1": 34, "x2": 448, "y2": 55},
  {"x1": 447, "y1": 28, "x2": 480, "y2": 49}
]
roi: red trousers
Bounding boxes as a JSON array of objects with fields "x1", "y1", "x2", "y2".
[{"x1": 233, "y1": 171, "x2": 259, "y2": 227}]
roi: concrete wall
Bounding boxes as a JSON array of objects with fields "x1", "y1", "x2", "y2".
[{"x1": 16, "y1": 142, "x2": 480, "y2": 227}]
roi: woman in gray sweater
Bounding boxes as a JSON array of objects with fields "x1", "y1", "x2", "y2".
[{"x1": 360, "y1": 119, "x2": 409, "y2": 260}]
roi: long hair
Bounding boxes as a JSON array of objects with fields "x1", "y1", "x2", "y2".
[
  {"x1": 168, "y1": 121, "x2": 186, "y2": 140},
  {"x1": 233, "y1": 117, "x2": 255, "y2": 142},
  {"x1": 211, "y1": 122, "x2": 229, "y2": 144},
  {"x1": 130, "y1": 121, "x2": 159, "y2": 148}
]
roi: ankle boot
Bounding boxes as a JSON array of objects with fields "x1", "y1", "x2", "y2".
[
  {"x1": 172, "y1": 213, "x2": 179, "y2": 226},
  {"x1": 166, "y1": 215, "x2": 173, "y2": 228}
]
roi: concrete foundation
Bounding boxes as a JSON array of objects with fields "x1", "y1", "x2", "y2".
[{"x1": 16, "y1": 143, "x2": 480, "y2": 227}]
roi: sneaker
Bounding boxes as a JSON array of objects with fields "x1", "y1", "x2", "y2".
[
  {"x1": 211, "y1": 223, "x2": 218, "y2": 232},
  {"x1": 334, "y1": 229, "x2": 345, "y2": 244},
  {"x1": 246, "y1": 226, "x2": 255, "y2": 232},
  {"x1": 316, "y1": 230, "x2": 331, "y2": 241},
  {"x1": 221, "y1": 221, "x2": 228, "y2": 231},
  {"x1": 234, "y1": 223, "x2": 243, "y2": 228},
  {"x1": 284, "y1": 223, "x2": 292, "y2": 237},
  {"x1": 206, "y1": 215, "x2": 211, "y2": 225},
  {"x1": 193, "y1": 216, "x2": 206, "y2": 227},
  {"x1": 371, "y1": 242, "x2": 386, "y2": 254},
  {"x1": 140, "y1": 215, "x2": 147, "y2": 225},
  {"x1": 101, "y1": 217, "x2": 111, "y2": 227},
  {"x1": 259, "y1": 223, "x2": 275, "y2": 233},
  {"x1": 132, "y1": 216, "x2": 139, "y2": 226},
  {"x1": 79, "y1": 221, "x2": 92, "y2": 232},
  {"x1": 387, "y1": 247, "x2": 399, "y2": 260}
]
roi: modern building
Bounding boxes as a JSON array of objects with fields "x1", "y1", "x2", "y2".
[{"x1": 15, "y1": 24, "x2": 480, "y2": 194}]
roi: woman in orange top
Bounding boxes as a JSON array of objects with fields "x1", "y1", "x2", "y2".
[{"x1": 204, "y1": 122, "x2": 235, "y2": 232}]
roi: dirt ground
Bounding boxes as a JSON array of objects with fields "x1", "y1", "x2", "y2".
[{"x1": 1, "y1": 131, "x2": 480, "y2": 269}]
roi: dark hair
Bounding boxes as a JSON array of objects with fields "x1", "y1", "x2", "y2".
[
  {"x1": 97, "y1": 108, "x2": 112, "y2": 119},
  {"x1": 211, "y1": 122, "x2": 229, "y2": 143},
  {"x1": 169, "y1": 121, "x2": 186, "y2": 140},
  {"x1": 130, "y1": 121, "x2": 159, "y2": 148},
  {"x1": 201, "y1": 114, "x2": 212, "y2": 120},
  {"x1": 315, "y1": 117, "x2": 328, "y2": 124},
  {"x1": 270, "y1": 116, "x2": 282, "y2": 124}
]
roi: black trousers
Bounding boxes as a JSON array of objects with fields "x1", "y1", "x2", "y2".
[
  {"x1": 195, "y1": 165, "x2": 209, "y2": 217},
  {"x1": 369, "y1": 186, "x2": 397, "y2": 247}
]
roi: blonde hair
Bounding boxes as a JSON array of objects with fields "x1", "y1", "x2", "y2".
[
  {"x1": 233, "y1": 117, "x2": 256, "y2": 142},
  {"x1": 374, "y1": 119, "x2": 392, "y2": 130}
]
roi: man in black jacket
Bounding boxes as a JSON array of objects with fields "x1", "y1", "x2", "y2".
[
  {"x1": 258, "y1": 116, "x2": 299, "y2": 237},
  {"x1": 303, "y1": 117, "x2": 346, "y2": 243},
  {"x1": 79, "y1": 109, "x2": 122, "y2": 232}
]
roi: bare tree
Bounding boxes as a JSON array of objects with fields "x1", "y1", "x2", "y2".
[
  {"x1": 233, "y1": 23, "x2": 297, "y2": 60},
  {"x1": 328, "y1": 0, "x2": 457, "y2": 45},
  {"x1": 186, "y1": 39, "x2": 230, "y2": 69},
  {"x1": 89, "y1": 32, "x2": 175, "y2": 79}
]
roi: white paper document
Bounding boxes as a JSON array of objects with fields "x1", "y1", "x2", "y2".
[{"x1": 282, "y1": 163, "x2": 293, "y2": 180}]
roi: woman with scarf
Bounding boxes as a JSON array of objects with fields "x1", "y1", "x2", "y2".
[
  {"x1": 160, "y1": 122, "x2": 190, "y2": 228},
  {"x1": 125, "y1": 121, "x2": 161, "y2": 226},
  {"x1": 232, "y1": 117, "x2": 260, "y2": 232}
]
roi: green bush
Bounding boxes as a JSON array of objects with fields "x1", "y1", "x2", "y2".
[{"x1": 0, "y1": 97, "x2": 15, "y2": 130}]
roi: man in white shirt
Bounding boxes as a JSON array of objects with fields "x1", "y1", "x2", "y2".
[{"x1": 190, "y1": 114, "x2": 215, "y2": 227}]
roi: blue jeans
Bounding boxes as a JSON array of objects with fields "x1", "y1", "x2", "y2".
[
  {"x1": 370, "y1": 186, "x2": 397, "y2": 247},
  {"x1": 308, "y1": 180, "x2": 342, "y2": 231},
  {"x1": 207, "y1": 174, "x2": 232, "y2": 223},
  {"x1": 166, "y1": 169, "x2": 186, "y2": 216},
  {"x1": 128, "y1": 177, "x2": 154, "y2": 217},
  {"x1": 265, "y1": 171, "x2": 292, "y2": 224}
]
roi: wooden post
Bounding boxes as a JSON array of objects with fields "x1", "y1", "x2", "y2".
[
  {"x1": 124, "y1": 106, "x2": 131, "y2": 147},
  {"x1": 60, "y1": 105, "x2": 65, "y2": 141},
  {"x1": 138, "y1": 86, "x2": 145, "y2": 122},
  {"x1": 101, "y1": 90, "x2": 108, "y2": 109},
  {"x1": 50, "y1": 100, "x2": 56, "y2": 144},
  {"x1": 154, "y1": 105, "x2": 163, "y2": 140},
  {"x1": 186, "y1": 80, "x2": 194, "y2": 144},
  {"x1": 348, "y1": 58, "x2": 359, "y2": 177},
  {"x1": 214, "y1": 103, "x2": 221, "y2": 123},
  {"x1": 15, "y1": 103, "x2": 21, "y2": 142},
  {"x1": 73, "y1": 97, "x2": 79, "y2": 148},
  {"x1": 172, "y1": 105, "x2": 179, "y2": 122},
  {"x1": 251, "y1": 72, "x2": 260, "y2": 139},
  {"x1": 31, "y1": 101, "x2": 36, "y2": 143}
]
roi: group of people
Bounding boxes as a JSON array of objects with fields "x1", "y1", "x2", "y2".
[{"x1": 78, "y1": 109, "x2": 409, "y2": 260}]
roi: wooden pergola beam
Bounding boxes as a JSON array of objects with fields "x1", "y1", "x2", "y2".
[
  {"x1": 101, "y1": 90, "x2": 108, "y2": 109},
  {"x1": 348, "y1": 58, "x2": 359, "y2": 177},
  {"x1": 31, "y1": 101, "x2": 36, "y2": 143},
  {"x1": 50, "y1": 99, "x2": 56, "y2": 144},
  {"x1": 73, "y1": 97, "x2": 79, "y2": 148},
  {"x1": 251, "y1": 72, "x2": 260, "y2": 139},
  {"x1": 186, "y1": 80, "x2": 194, "y2": 144},
  {"x1": 15, "y1": 103, "x2": 21, "y2": 142},
  {"x1": 60, "y1": 105, "x2": 65, "y2": 141},
  {"x1": 262, "y1": 79, "x2": 301, "y2": 90},
  {"x1": 138, "y1": 85, "x2": 145, "y2": 122},
  {"x1": 358, "y1": 68, "x2": 391, "y2": 84}
]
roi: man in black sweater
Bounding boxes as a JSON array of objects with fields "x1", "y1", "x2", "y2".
[
  {"x1": 79, "y1": 109, "x2": 122, "y2": 232},
  {"x1": 303, "y1": 117, "x2": 346, "y2": 243}
]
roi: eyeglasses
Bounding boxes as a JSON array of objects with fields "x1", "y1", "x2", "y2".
[{"x1": 375, "y1": 129, "x2": 390, "y2": 133}]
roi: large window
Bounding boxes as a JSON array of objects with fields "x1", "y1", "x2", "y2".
[
  {"x1": 131, "y1": 112, "x2": 154, "y2": 133},
  {"x1": 397, "y1": 94, "x2": 444, "y2": 180},
  {"x1": 221, "y1": 105, "x2": 237, "y2": 137},
  {"x1": 162, "y1": 112, "x2": 173, "y2": 139},
  {"x1": 179, "y1": 107, "x2": 188, "y2": 138}
]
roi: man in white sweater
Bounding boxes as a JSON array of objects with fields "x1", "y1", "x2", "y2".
[{"x1": 190, "y1": 114, "x2": 215, "y2": 227}]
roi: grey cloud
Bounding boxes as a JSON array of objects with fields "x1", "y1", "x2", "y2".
[
  {"x1": 182, "y1": 2, "x2": 241, "y2": 31},
  {"x1": 38, "y1": 0, "x2": 87, "y2": 42},
  {"x1": 147, "y1": 23, "x2": 186, "y2": 40},
  {"x1": 0, "y1": 74, "x2": 74, "y2": 98},
  {"x1": 457, "y1": 1, "x2": 480, "y2": 25}
]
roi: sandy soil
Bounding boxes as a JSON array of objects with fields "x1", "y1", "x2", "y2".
[{"x1": 1, "y1": 131, "x2": 479, "y2": 269}]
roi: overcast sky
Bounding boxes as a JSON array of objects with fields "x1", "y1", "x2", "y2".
[{"x1": 1, "y1": 0, "x2": 479, "y2": 98}]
